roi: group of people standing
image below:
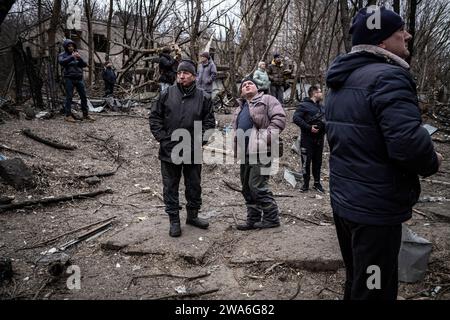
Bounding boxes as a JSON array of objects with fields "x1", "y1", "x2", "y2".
[{"x1": 59, "y1": 6, "x2": 443, "y2": 301}]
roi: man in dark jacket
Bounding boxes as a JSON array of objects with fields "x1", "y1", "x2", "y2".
[
  {"x1": 158, "y1": 47, "x2": 177, "y2": 92},
  {"x1": 267, "y1": 53, "x2": 288, "y2": 105},
  {"x1": 150, "y1": 59, "x2": 216, "y2": 237},
  {"x1": 325, "y1": 6, "x2": 443, "y2": 300},
  {"x1": 58, "y1": 39, "x2": 94, "y2": 122},
  {"x1": 102, "y1": 61, "x2": 116, "y2": 97},
  {"x1": 293, "y1": 85, "x2": 325, "y2": 193}
]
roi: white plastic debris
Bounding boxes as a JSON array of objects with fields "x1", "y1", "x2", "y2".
[
  {"x1": 116, "y1": 263, "x2": 121, "y2": 268},
  {"x1": 198, "y1": 237, "x2": 204, "y2": 241},
  {"x1": 175, "y1": 285, "x2": 187, "y2": 294}
]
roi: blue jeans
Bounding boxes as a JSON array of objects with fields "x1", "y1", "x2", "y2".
[{"x1": 64, "y1": 78, "x2": 88, "y2": 116}]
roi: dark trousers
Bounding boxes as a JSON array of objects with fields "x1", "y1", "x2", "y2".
[
  {"x1": 161, "y1": 161, "x2": 202, "y2": 217},
  {"x1": 64, "y1": 78, "x2": 88, "y2": 116},
  {"x1": 240, "y1": 162, "x2": 279, "y2": 224},
  {"x1": 300, "y1": 136, "x2": 324, "y2": 185},
  {"x1": 333, "y1": 214, "x2": 402, "y2": 300},
  {"x1": 270, "y1": 85, "x2": 284, "y2": 105},
  {"x1": 104, "y1": 82, "x2": 114, "y2": 96}
]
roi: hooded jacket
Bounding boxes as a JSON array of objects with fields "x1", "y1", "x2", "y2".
[
  {"x1": 58, "y1": 39, "x2": 87, "y2": 80},
  {"x1": 325, "y1": 45, "x2": 439, "y2": 225},
  {"x1": 196, "y1": 58, "x2": 217, "y2": 94}
]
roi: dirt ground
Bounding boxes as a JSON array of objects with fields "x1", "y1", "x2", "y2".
[{"x1": 0, "y1": 104, "x2": 449, "y2": 300}]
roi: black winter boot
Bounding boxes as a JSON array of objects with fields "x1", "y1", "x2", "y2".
[
  {"x1": 300, "y1": 177, "x2": 309, "y2": 192},
  {"x1": 254, "y1": 203, "x2": 280, "y2": 229},
  {"x1": 169, "y1": 214, "x2": 181, "y2": 237},
  {"x1": 186, "y1": 209, "x2": 209, "y2": 229},
  {"x1": 236, "y1": 206, "x2": 261, "y2": 231}
]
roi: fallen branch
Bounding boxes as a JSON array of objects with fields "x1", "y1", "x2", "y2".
[
  {"x1": 0, "y1": 189, "x2": 113, "y2": 212},
  {"x1": 223, "y1": 180, "x2": 241, "y2": 192},
  {"x1": 20, "y1": 216, "x2": 116, "y2": 250},
  {"x1": 58, "y1": 220, "x2": 114, "y2": 250},
  {"x1": 127, "y1": 272, "x2": 210, "y2": 290},
  {"x1": 22, "y1": 129, "x2": 76, "y2": 150},
  {"x1": 280, "y1": 212, "x2": 321, "y2": 226},
  {"x1": 289, "y1": 275, "x2": 303, "y2": 300},
  {"x1": 76, "y1": 164, "x2": 122, "y2": 179},
  {"x1": 413, "y1": 208, "x2": 432, "y2": 219},
  {"x1": 0, "y1": 144, "x2": 36, "y2": 157},
  {"x1": 148, "y1": 288, "x2": 219, "y2": 300},
  {"x1": 421, "y1": 179, "x2": 450, "y2": 187}
]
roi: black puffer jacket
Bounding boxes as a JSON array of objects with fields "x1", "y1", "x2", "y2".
[
  {"x1": 325, "y1": 48, "x2": 439, "y2": 226},
  {"x1": 58, "y1": 39, "x2": 87, "y2": 80},
  {"x1": 158, "y1": 53, "x2": 177, "y2": 84},
  {"x1": 149, "y1": 83, "x2": 216, "y2": 163},
  {"x1": 293, "y1": 97, "x2": 325, "y2": 140}
]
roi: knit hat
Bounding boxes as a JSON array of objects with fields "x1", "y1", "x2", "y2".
[
  {"x1": 350, "y1": 6, "x2": 405, "y2": 46},
  {"x1": 239, "y1": 77, "x2": 258, "y2": 93},
  {"x1": 177, "y1": 59, "x2": 196, "y2": 75},
  {"x1": 273, "y1": 53, "x2": 280, "y2": 59},
  {"x1": 200, "y1": 51, "x2": 210, "y2": 59}
]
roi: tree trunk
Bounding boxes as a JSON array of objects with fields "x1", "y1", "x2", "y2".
[
  {"x1": 106, "y1": 0, "x2": 114, "y2": 60},
  {"x1": 189, "y1": 0, "x2": 202, "y2": 60},
  {"x1": 393, "y1": 0, "x2": 400, "y2": 14},
  {"x1": 406, "y1": 0, "x2": 417, "y2": 65},
  {"x1": 339, "y1": 0, "x2": 352, "y2": 53},
  {"x1": 47, "y1": 0, "x2": 62, "y2": 68},
  {"x1": 84, "y1": 0, "x2": 94, "y2": 86}
]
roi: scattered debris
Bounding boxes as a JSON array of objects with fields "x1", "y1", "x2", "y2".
[
  {"x1": 147, "y1": 288, "x2": 219, "y2": 300},
  {"x1": 418, "y1": 196, "x2": 449, "y2": 203},
  {"x1": 22, "y1": 128, "x2": 77, "y2": 150},
  {"x1": 398, "y1": 225, "x2": 432, "y2": 283},
  {"x1": 0, "y1": 188, "x2": 113, "y2": 212}
]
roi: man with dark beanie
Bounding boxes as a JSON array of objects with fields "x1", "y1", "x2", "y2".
[
  {"x1": 232, "y1": 77, "x2": 286, "y2": 230},
  {"x1": 150, "y1": 59, "x2": 216, "y2": 237},
  {"x1": 325, "y1": 6, "x2": 443, "y2": 300}
]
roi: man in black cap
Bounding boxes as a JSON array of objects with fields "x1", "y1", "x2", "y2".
[
  {"x1": 158, "y1": 46, "x2": 177, "y2": 92},
  {"x1": 325, "y1": 6, "x2": 443, "y2": 300},
  {"x1": 150, "y1": 59, "x2": 216, "y2": 237}
]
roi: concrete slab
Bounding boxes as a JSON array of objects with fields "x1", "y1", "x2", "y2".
[
  {"x1": 101, "y1": 215, "x2": 230, "y2": 263},
  {"x1": 230, "y1": 225, "x2": 343, "y2": 271}
]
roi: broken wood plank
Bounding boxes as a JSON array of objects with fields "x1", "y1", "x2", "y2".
[
  {"x1": 22, "y1": 128, "x2": 76, "y2": 150},
  {"x1": 0, "y1": 144, "x2": 36, "y2": 157},
  {"x1": 0, "y1": 188, "x2": 113, "y2": 212},
  {"x1": 20, "y1": 216, "x2": 117, "y2": 250}
]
